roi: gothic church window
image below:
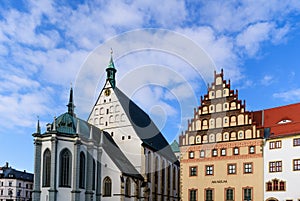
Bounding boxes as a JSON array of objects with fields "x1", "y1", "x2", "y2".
[
  {"x1": 42, "y1": 149, "x2": 51, "y2": 187},
  {"x1": 79, "y1": 152, "x2": 85, "y2": 189},
  {"x1": 125, "y1": 178, "x2": 131, "y2": 197},
  {"x1": 93, "y1": 159, "x2": 96, "y2": 190},
  {"x1": 59, "y1": 148, "x2": 72, "y2": 187},
  {"x1": 103, "y1": 177, "x2": 112, "y2": 197}
]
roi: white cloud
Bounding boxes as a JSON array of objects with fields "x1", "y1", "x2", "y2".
[
  {"x1": 195, "y1": 1, "x2": 300, "y2": 33},
  {"x1": 236, "y1": 22, "x2": 274, "y2": 56},
  {"x1": 261, "y1": 75, "x2": 274, "y2": 86},
  {"x1": 273, "y1": 89, "x2": 300, "y2": 102}
]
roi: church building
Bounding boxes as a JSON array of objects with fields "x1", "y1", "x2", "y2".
[{"x1": 32, "y1": 53, "x2": 180, "y2": 201}]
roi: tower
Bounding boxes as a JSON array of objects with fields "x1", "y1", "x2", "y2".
[{"x1": 106, "y1": 50, "x2": 117, "y2": 89}]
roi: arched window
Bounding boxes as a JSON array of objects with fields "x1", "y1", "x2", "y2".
[
  {"x1": 154, "y1": 157, "x2": 159, "y2": 200},
  {"x1": 125, "y1": 178, "x2": 131, "y2": 197},
  {"x1": 59, "y1": 148, "x2": 72, "y2": 187},
  {"x1": 167, "y1": 165, "x2": 171, "y2": 197},
  {"x1": 147, "y1": 151, "x2": 151, "y2": 182},
  {"x1": 79, "y1": 152, "x2": 85, "y2": 189},
  {"x1": 161, "y1": 161, "x2": 165, "y2": 197},
  {"x1": 42, "y1": 149, "x2": 51, "y2": 187},
  {"x1": 92, "y1": 159, "x2": 96, "y2": 190},
  {"x1": 173, "y1": 166, "x2": 176, "y2": 190},
  {"x1": 103, "y1": 177, "x2": 112, "y2": 197}
]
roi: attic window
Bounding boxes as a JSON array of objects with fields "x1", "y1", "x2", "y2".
[{"x1": 277, "y1": 119, "x2": 292, "y2": 124}]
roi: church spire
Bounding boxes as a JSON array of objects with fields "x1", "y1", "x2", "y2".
[
  {"x1": 106, "y1": 49, "x2": 117, "y2": 88},
  {"x1": 67, "y1": 86, "x2": 75, "y2": 116},
  {"x1": 36, "y1": 117, "x2": 41, "y2": 134}
]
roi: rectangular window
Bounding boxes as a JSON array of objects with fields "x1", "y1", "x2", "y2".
[
  {"x1": 249, "y1": 146, "x2": 255, "y2": 154},
  {"x1": 228, "y1": 164, "x2": 236, "y2": 174},
  {"x1": 243, "y1": 188, "x2": 252, "y2": 201},
  {"x1": 293, "y1": 159, "x2": 300, "y2": 171},
  {"x1": 200, "y1": 150, "x2": 205, "y2": 158},
  {"x1": 269, "y1": 140, "x2": 282, "y2": 149},
  {"x1": 221, "y1": 148, "x2": 226, "y2": 156},
  {"x1": 205, "y1": 189, "x2": 213, "y2": 201},
  {"x1": 269, "y1": 161, "x2": 282, "y2": 172},
  {"x1": 190, "y1": 167, "x2": 197, "y2": 176},
  {"x1": 294, "y1": 138, "x2": 300, "y2": 146},
  {"x1": 233, "y1": 147, "x2": 239, "y2": 155},
  {"x1": 189, "y1": 151, "x2": 195, "y2": 159},
  {"x1": 0, "y1": 189, "x2": 3, "y2": 195},
  {"x1": 9, "y1": 181, "x2": 12, "y2": 186},
  {"x1": 212, "y1": 149, "x2": 218, "y2": 157},
  {"x1": 206, "y1": 165, "x2": 214, "y2": 175},
  {"x1": 189, "y1": 189, "x2": 197, "y2": 201},
  {"x1": 244, "y1": 163, "x2": 253, "y2": 174},
  {"x1": 225, "y1": 188, "x2": 234, "y2": 201}
]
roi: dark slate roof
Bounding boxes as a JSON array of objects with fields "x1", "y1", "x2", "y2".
[
  {"x1": 114, "y1": 87, "x2": 178, "y2": 164},
  {"x1": 0, "y1": 168, "x2": 33, "y2": 182},
  {"x1": 102, "y1": 131, "x2": 144, "y2": 180}
]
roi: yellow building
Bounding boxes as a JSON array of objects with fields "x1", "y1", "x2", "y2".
[{"x1": 179, "y1": 70, "x2": 264, "y2": 201}]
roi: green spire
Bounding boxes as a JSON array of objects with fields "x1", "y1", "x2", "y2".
[
  {"x1": 67, "y1": 86, "x2": 75, "y2": 116},
  {"x1": 106, "y1": 49, "x2": 117, "y2": 88}
]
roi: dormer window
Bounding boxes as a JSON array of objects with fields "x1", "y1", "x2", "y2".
[{"x1": 277, "y1": 119, "x2": 292, "y2": 124}]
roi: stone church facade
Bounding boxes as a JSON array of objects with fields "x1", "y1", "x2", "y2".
[{"x1": 32, "y1": 54, "x2": 180, "y2": 201}]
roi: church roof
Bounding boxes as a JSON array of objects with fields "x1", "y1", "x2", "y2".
[
  {"x1": 114, "y1": 87, "x2": 178, "y2": 163},
  {"x1": 102, "y1": 131, "x2": 144, "y2": 180},
  {"x1": 40, "y1": 106, "x2": 143, "y2": 180}
]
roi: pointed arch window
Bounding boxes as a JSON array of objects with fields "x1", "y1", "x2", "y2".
[
  {"x1": 59, "y1": 148, "x2": 72, "y2": 187},
  {"x1": 125, "y1": 178, "x2": 131, "y2": 197},
  {"x1": 92, "y1": 159, "x2": 96, "y2": 190},
  {"x1": 42, "y1": 149, "x2": 51, "y2": 187},
  {"x1": 147, "y1": 151, "x2": 151, "y2": 182},
  {"x1": 103, "y1": 177, "x2": 112, "y2": 197},
  {"x1": 79, "y1": 152, "x2": 85, "y2": 189}
]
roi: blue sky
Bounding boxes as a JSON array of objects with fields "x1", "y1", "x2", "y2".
[{"x1": 1, "y1": 0, "x2": 300, "y2": 172}]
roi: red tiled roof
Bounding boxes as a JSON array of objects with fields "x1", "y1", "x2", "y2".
[{"x1": 263, "y1": 103, "x2": 300, "y2": 137}]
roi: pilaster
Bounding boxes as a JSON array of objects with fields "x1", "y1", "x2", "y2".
[
  {"x1": 49, "y1": 135, "x2": 58, "y2": 201},
  {"x1": 85, "y1": 144, "x2": 94, "y2": 201},
  {"x1": 96, "y1": 148, "x2": 102, "y2": 201},
  {"x1": 32, "y1": 138, "x2": 42, "y2": 201},
  {"x1": 72, "y1": 139, "x2": 81, "y2": 201}
]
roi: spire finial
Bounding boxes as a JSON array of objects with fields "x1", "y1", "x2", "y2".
[
  {"x1": 36, "y1": 116, "x2": 41, "y2": 134},
  {"x1": 106, "y1": 49, "x2": 117, "y2": 88},
  {"x1": 67, "y1": 87, "x2": 75, "y2": 116}
]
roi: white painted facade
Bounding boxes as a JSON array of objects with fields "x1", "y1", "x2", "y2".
[
  {"x1": 88, "y1": 79, "x2": 180, "y2": 200},
  {"x1": 264, "y1": 135, "x2": 300, "y2": 201},
  {"x1": 0, "y1": 163, "x2": 33, "y2": 201}
]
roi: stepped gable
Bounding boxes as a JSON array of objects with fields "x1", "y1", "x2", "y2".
[{"x1": 180, "y1": 70, "x2": 264, "y2": 146}]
